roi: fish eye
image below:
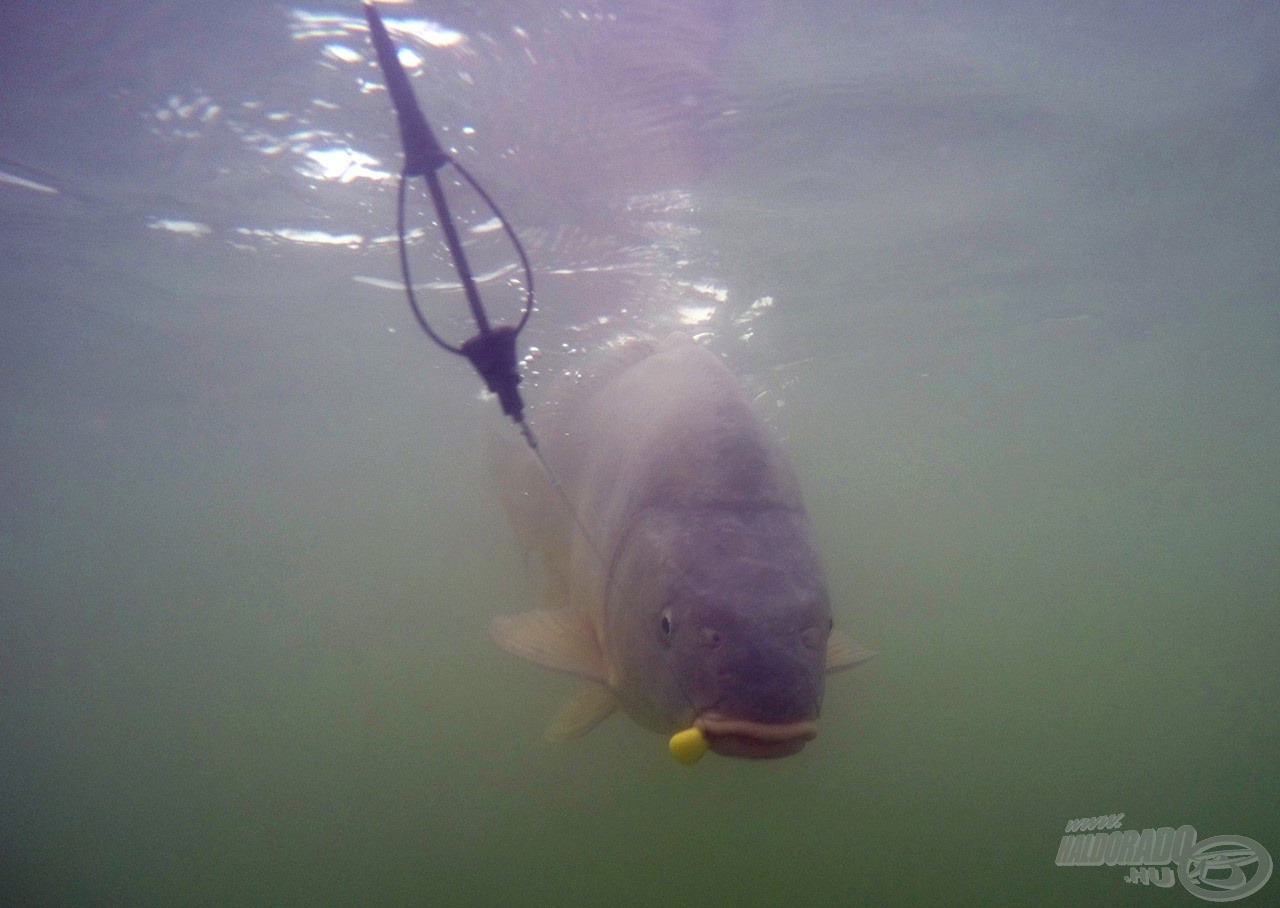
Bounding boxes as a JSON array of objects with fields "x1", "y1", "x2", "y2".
[{"x1": 659, "y1": 609, "x2": 673, "y2": 638}]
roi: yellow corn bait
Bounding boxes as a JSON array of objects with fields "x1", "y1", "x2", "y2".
[{"x1": 668, "y1": 726, "x2": 709, "y2": 765}]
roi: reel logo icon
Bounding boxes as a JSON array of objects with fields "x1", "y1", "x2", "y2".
[{"x1": 1178, "y1": 835, "x2": 1273, "y2": 903}]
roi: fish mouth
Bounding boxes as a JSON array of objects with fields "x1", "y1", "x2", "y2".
[{"x1": 694, "y1": 713, "x2": 817, "y2": 759}]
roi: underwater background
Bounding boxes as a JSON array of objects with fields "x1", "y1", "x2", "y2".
[{"x1": 2, "y1": 1, "x2": 1277, "y2": 904}]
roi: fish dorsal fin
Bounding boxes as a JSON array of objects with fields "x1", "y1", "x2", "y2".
[
  {"x1": 545, "y1": 682, "x2": 616, "y2": 740},
  {"x1": 826, "y1": 629, "x2": 877, "y2": 673},
  {"x1": 489, "y1": 609, "x2": 608, "y2": 682}
]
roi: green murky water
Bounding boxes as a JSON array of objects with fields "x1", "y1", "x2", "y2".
[{"x1": 2, "y1": 2, "x2": 1277, "y2": 904}]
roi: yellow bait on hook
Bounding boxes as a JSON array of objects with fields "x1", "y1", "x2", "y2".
[{"x1": 669, "y1": 726, "x2": 709, "y2": 765}]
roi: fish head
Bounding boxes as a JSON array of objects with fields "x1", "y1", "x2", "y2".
[{"x1": 606, "y1": 504, "x2": 832, "y2": 758}]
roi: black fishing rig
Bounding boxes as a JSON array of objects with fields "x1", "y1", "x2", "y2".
[
  {"x1": 363, "y1": 2, "x2": 601, "y2": 558},
  {"x1": 364, "y1": 2, "x2": 536, "y2": 444}
]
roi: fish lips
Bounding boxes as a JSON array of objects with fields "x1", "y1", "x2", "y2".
[{"x1": 694, "y1": 713, "x2": 818, "y2": 759}]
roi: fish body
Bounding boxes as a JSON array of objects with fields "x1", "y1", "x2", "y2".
[{"x1": 492, "y1": 333, "x2": 873, "y2": 759}]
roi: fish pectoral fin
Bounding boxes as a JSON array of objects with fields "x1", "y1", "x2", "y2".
[
  {"x1": 826, "y1": 629, "x2": 877, "y2": 673},
  {"x1": 545, "y1": 682, "x2": 616, "y2": 740},
  {"x1": 489, "y1": 609, "x2": 609, "y2": 682}
]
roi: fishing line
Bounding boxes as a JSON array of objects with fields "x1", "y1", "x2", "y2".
[{"x1": 366, "y1": 2, "x2": 604, "y2": 567}]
